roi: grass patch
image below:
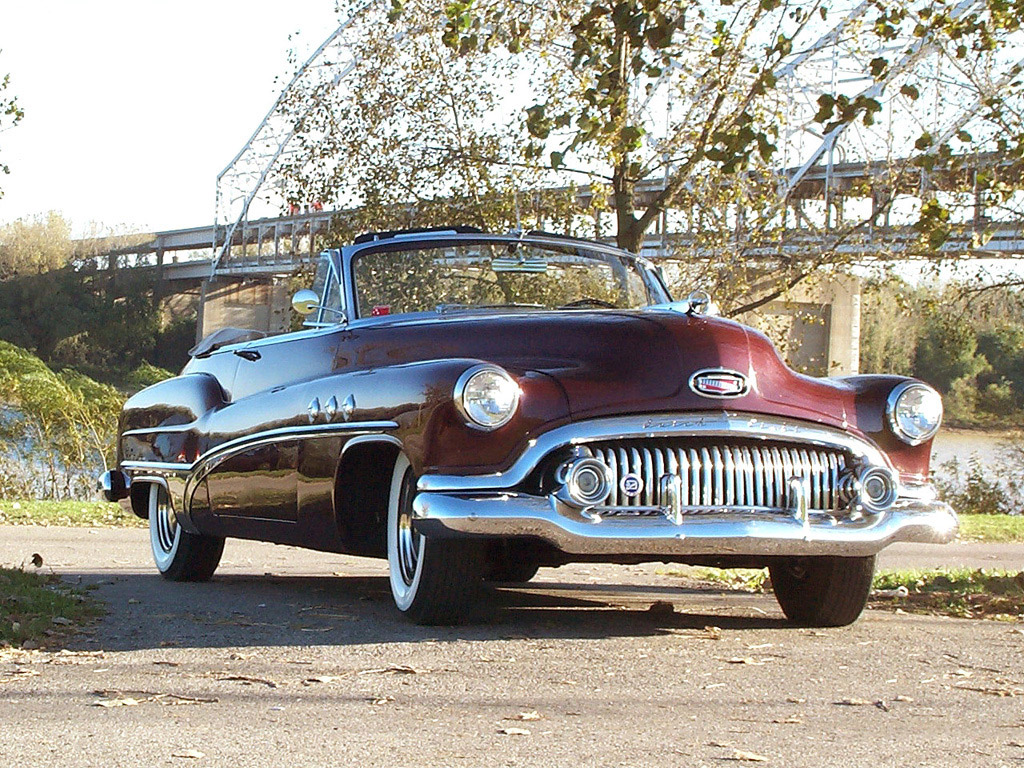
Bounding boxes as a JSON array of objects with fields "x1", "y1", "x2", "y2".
[
  {"x1": 662, "y1": 565, "x2": 1024, "y2": 621},
  {"x1": 0, "y1": 499, "x2": 144, "y2": 528},
  {"x1": 871, "y1": 568, "x2": 1024, "y2": 620},
  {"x1": 0, "y1": 567, "x2": 102, "y2": 648},
  {"x1": 677, "y1": 567, "x2": 769, "y2": 592},
  {"x1": 958, "y1": 514, "x2": 1024, "y2": 543}
]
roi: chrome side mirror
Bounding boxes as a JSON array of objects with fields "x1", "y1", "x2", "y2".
[{"x1": 291, "y1": 289, "x2": 320, "y2": 316}]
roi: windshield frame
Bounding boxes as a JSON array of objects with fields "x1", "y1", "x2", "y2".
[{"x1": 340, "y1": 232, "x2": 671, "y2": 321}]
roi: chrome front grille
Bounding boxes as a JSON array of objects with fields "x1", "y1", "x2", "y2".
[{"x1": 581, "y1": 439, "x2": 852, "y2": 514}]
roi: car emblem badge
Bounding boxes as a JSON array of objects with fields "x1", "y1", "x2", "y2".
[
  {"x1": 689, "y1": 370, "x2": 749, "y2": 398},
  {"x1": 620, "y1": 473, "x2": 643, "y2": 497}
]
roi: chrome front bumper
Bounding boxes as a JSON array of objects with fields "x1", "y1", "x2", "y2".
[
  {"x1": 412, "y1": 492, "x2": 958, "y2": 557},
  {"x1": 413, "y1": 412, "x2": 958, "y2": 558}
]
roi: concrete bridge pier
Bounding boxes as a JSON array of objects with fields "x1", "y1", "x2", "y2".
[{"x1": 196, "y1": 277, "x2": 293, "y2": 342}]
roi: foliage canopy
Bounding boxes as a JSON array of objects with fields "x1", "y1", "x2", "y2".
[{"x1": 278, "y1": 0, "x2": 1024, "y2": 313}]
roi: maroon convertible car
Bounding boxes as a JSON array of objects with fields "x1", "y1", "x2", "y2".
[{"x1": 101, "y1": 228, "x2": 956, "y2": 625}]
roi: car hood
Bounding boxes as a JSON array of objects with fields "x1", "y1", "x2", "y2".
[{"x1": 355, "y1": 309, "x2": 857, "y2": 431}]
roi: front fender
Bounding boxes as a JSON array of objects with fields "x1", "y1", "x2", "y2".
[{"x1": 831, "y1": 374, "x2": 936, "y2": 481}]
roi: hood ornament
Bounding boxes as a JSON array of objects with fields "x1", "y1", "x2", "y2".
[{"x1": 689, "y1": 369, "x2": 749, "y2": 398}]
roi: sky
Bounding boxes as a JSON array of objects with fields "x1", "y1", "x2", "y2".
[{"x1": 0, "y1": 1, "x2": 342, "y2": 236}]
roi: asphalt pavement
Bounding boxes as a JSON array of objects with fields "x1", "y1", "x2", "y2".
[{"x1": 1, "y1": 525, "x2": 1022, "y2": 768}]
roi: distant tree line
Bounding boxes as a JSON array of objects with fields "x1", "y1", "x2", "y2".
[
  {"x1": 860, "y1": 278, "x2": 1024, "y2": 425},
  {"x1": 0, "y1": 213, "x2": 195, "y2": 384}
]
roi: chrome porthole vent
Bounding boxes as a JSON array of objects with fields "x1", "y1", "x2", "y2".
[
  {"x1": 555, "y1": 456, "x2": 613, "y2": 508},
  {"x1": 857, "y1": 466, "x2": 898, "y2": 513}
]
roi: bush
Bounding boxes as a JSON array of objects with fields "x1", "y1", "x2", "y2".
[
  {"x1": 122, "y1": 362, "x2": 174, "y2": 393},
  {"x1": 0, "y1": 341, "x2": 122, "y2": 500},
  {"x1": 935, "y1": 454, "x2": 1022, "y2": 515}
]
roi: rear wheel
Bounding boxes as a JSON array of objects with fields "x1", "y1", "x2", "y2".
[
  {"x1": 769, "y1": 556, "x2": 875, "y2": 627},
  {"x1": 148, "y1": 483, "x2": 224, "y2": 582},
  {"x1": 387, "y1": 454, "x2": 482, "y2": 624}
]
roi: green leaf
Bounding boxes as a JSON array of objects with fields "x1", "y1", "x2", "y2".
[{"x1": 814, "y1": 94, "x2": 835, "y2": 124}]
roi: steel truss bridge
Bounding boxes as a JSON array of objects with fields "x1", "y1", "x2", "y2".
[
  {"x1": 77, "y1": 0, "x2": 1024, "y2": 280},
  {"x1": 77, "y1": 155, "x2": 1024, "y2": 282}
]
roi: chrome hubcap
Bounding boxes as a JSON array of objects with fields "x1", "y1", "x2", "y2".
[
  {"x1": 396, "y1": 473, "x2": 421, "y2": 586},
  {"x1": 154, "y1": 488, "x2": 178, "y2": 554}
]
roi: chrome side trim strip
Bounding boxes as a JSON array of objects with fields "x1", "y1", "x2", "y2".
[
  {"x1": 121, "y1": 420, "x2": 399, "y2": 474},
  {"x1": 192, "y1": 421, "x2": 398, "y2": 478},
  {"x1": 418, "y1": 412, "x2": 889, "y2": 494},
  {"x1": 122, "y1": 425, "x2": 195, "y2": 438},
  {"x1": 121, "y1": 461, "x2": 192, "y2": 473}
]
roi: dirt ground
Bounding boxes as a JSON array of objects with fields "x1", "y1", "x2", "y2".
[{"x1": 1, "y1": 526, "x2": 1022, "y2": 768}]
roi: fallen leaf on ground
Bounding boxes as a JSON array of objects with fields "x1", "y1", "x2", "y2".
[
  {"x1": 772, "y1": 716, "x2": 803, "y2": 724},
  {"x1": 92, "y1": 697, "x2": 139, "y2": 707},
  {"x1": 215, "y1": 675, "x2": 278, "y2": 688},
  {"x1": 731, "y1": 749, "x2": 769, "y2": 762},
  {"x1": 358, "y1": 665, "x2": 425, "y2": 676},
  {"x1": 30, "y1": 553, "x2": 43, "y2": 568},
  {"x1": 505, "y1": 711, "x2": 541, "y2": 721},
  {"x1": 154, "y1": 694, "x2": 218, "y2": 705},
  {"x1": 499, "y1": 727, "x2": 531, "y2": 736},
  {"x1": 954, "y1": 684, "x2": 1023, "y2": 697},
  {"x1": 0, "y1": 669, "x2": 40, "y2": 684},
  {"x1": 92, "y1": 689, "x2": 216, "y2": 706},
  {"x1": 304, "y1": 676, "x2": 344, "y2": 684},
  {"x1": 171, "y1": 749, "x2": 205, "y2": 759},
  {"x1": 370, "y1": 695, "x2": 394, "y2": 705}
]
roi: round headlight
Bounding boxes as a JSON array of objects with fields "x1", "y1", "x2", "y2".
[
  {"x1": 454, "y1": 364, "x2": 520, "y2": 430},
  {"x1": 887, "y1": 382, "x2": 943, "y2": 445}
]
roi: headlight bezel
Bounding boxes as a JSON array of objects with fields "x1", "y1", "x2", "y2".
[
  {"x1": 453, "y1": 364, "x2": 521, "y2": 430},
  {"x1": 886, "y1": 381, "x2": 943, "y2": 446}
]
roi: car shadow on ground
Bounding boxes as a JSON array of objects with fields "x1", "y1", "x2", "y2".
[{"x1": 65, "y1": 569, "x2": 789, "y2": 653}]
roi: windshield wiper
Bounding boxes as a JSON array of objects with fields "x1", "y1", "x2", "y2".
[{"x1": 435, "y1": 303, "x2": 544, "y2": 314}]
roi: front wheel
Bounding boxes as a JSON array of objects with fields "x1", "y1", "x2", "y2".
[
  {"x1": 148, "y1": 483, "x2": 224, "y2": 582},
  {"x1": 387, "y1": 454, "x2": 483, "y2": 624},
  {"x1": 769, "y1": 555, "x2": 875, "y2": 627}
]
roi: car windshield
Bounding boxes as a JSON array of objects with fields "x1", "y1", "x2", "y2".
[{"x1": 351, "y1": 240, "x2": 659, "y2": 318}]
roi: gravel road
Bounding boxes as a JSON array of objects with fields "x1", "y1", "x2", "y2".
[{"x1": 1, "y1": 526, "x2": 1021, "y2": 768}]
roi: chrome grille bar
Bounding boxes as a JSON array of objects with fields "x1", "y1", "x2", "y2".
[{"x1": 587, "y1": 440, "x2": 850, "y2": 513}]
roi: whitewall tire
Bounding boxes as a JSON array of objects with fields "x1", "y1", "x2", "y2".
[
  {"x1": 387, "y1": 454, "x2": 482, "y2": 624},
  {"x1": 147, "y1": 483, "x2": 224, "y2": 582}
]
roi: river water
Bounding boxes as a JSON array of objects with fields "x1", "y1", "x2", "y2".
[{"x1": 931, "y1": 428, "x2": 1021, "y2": 468}]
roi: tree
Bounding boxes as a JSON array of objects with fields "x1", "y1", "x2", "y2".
[
  {"x1": 0, "y1": 341, "x2": 122, "y2": 499},
  {"x1": 280, "y1": 0, "x2": 1024, "y2": 314},
  {"x1": 0, "y1": 57, "x2": 24, "y2": 198},
  {"x1": 0, "y1": 212, "x2": 72, "y2": 281}
]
